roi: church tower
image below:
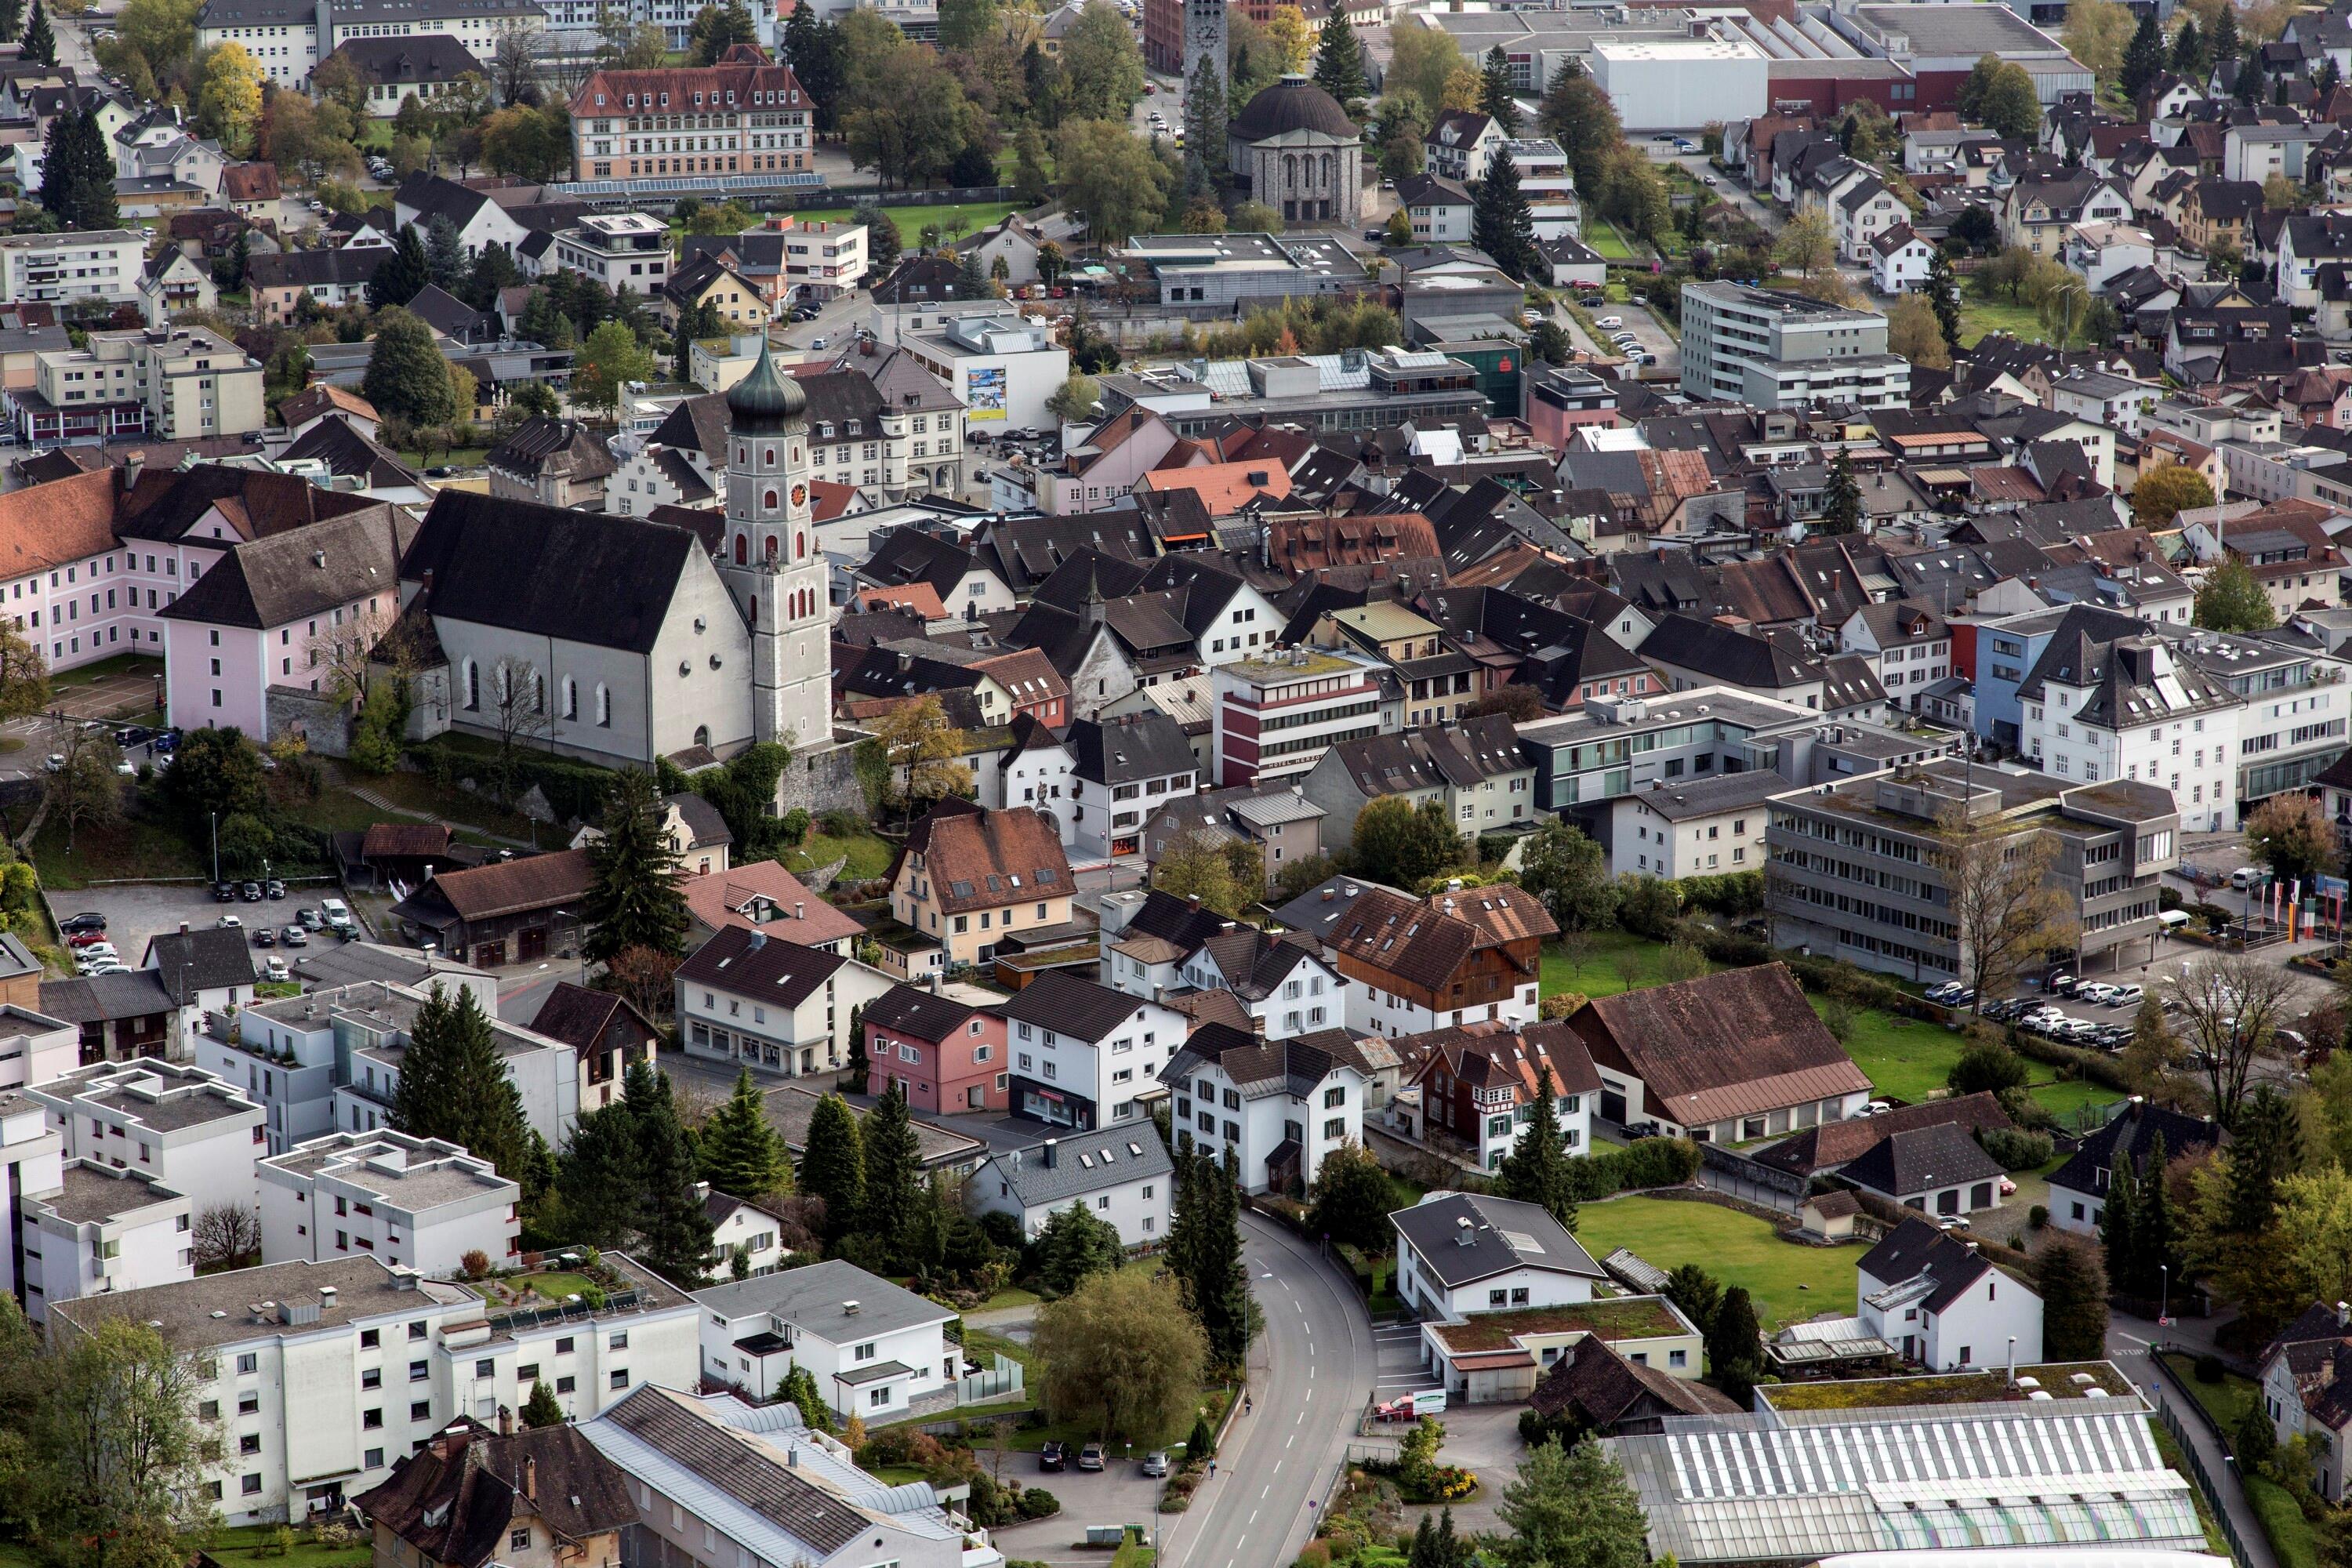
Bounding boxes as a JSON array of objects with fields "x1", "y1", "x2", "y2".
[{"x1": 718, "y1": 338, "x2": 829, "y2": 750}]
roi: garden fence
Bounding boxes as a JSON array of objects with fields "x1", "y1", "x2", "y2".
[{"x1": 2155, "y1": 1389, "x2": 2256, "y2": 1568}]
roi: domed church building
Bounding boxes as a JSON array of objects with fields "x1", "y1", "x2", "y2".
[{"x1": 1229, "y1": 74, "x2": 1363, "y2": 229}]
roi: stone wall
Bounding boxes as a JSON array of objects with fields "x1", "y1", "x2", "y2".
[
  {"x1": 265, "y1": 687, "x2": 354, "y2": 758},
  {"x1": 776, "y1": 731, "x2": 874, "y2": 819}
]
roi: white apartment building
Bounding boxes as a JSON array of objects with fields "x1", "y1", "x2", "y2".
[
  {"x1": 544, "y1": 212, "x2": 672, "y2": 294},
  {"x1": 691, "y1": 1259, "x2": 956, "y2": 1418},
  {"x1": 965, "y1": 1134, "x2": 1173, "y2": 1248},
  {"x1": 20, "y1": 1159, "x2": 193, "y2": 1324},
  {"x1": 2172, "y1": 629, "x2": 2351, "y2": 807},
  {"x1": 1598, "y1": 769, "x2": 1784, "y2": 879},
  {"x1": 2020, "y1": 633, "x2": 2243, "y2": 829},
  {"x1": 1679, "y1": 281, "x2": 1908, "y2": 411},
  {"x1": 16, "y1": 325, "x2": 267, "y2": 447},
  {"x1": 673, "y1": 927, "x2": 897, "y2": 1082},
  {"x1": 997, "y1": 972, "x2": 1187, "y2": 1132},
  {"x1": 257, "y1": 1131, "x2": 520, "y2": 1278},
  {"x1": 0, "y1": 1086, "x2": 64, "y2": 1305},
  {"x1": 46, "y1": 1251, "x2": 699, "y2": 1523},
  {"x1": 194, "y1": 0, "x2": 546, "y2": 89},
  {"x1": 194, "y1": 975, "x2": 559, "y2": 1158},
  {"x1": 27, "y1": 1058, "x2": 265, "y2": 1221},
  {"x1": 782, "y1": 220, "x2": 868, "y2": 301},
  {"x1": 898, "y1": 314, "x2": 1069, "y2": 437},
  {"x1": 0, "y1": 229, "x2": 144, "y2": 307},
  {"x1": 1162, "y1": 1025, "x2": 1370, "y2": 1196},
  {"x1": 1501, "y1": 138, "x2": 1580, "y2": 238},
  {"x1": 1839, "y1": 601, "x2": 1952, "y2": 710}
]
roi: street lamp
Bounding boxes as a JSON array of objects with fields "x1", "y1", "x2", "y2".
[{"x1": 2160, "y1": 1263, "x2": 2171, "y2": 1329}]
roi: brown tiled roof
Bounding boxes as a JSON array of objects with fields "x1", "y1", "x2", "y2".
[
  {"x1": 220, "y1": 162, "x2": 282, "y2": 203},
  {"x1": 1399, "y1": 1018, "x2": 1601, "y2": 1103},
  {"x1": 0, "y1": 466, "x2": 120, "y2": 579},
  {"x1": 1755, "y1": 1091, "x2": 2012, "y2": 1176},
  {"x1": 414, "y1": 850, "x2": 592, "y2": 923},
  {"x1": 1568, "y1": 963, "x2": 1872, "y2": 1127},
  {"x1": 1323, "y1": 884, "x2": 1553, "y2": 993},
  {"x1": 354, "y1": 1422, "x2": 635, "y2": 1568},
  {"x1": 680, "y1": 861, "x2": 864, "y2": 947},
  {"x1": 1528, "y1": 1333, "x2": 1740, "y2": 1425},
  {"x1": 887, "y1": 799, "x2": 1070, "y2": 916},
  {"x1": 527, "y1": 981, "x2": 658, "y2": 1056},
  {"x1": 359, "y1": 823, "x2": 453, "y2": 861}
]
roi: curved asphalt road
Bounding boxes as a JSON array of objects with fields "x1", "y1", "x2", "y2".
[{"x1": 1167, "y1": 1213, "x2": 1377, "y2": 1568}]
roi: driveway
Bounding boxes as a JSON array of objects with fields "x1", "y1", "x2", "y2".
[
  {"x1": 1388, "y1": 1402, "x2": 1526, "y2": 1538},
  {"x1": 988, "y1": 1452, "x2": 1174, "y2": 1566}
]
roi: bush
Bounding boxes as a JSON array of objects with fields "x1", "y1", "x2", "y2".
[
  {"x1": 1617, "y1": 875, "x2": 1682, "y2": 938},
  {"x1": 780, "y1": 807, "x2": 811, "y2": 846},
  {"x1": 1975, "y1": 1126, "x2": 2055, "y2": 1171},
  {"x1": 1562, "y1": 1136, "x2": 1704, "y2": 1202},
  {"x1": 1017, "y1": 1486, "x2": 1061, "y2": 1520},
  {"x1": 1676, "y1": 870, "x2": 1765, "y2": 916},
  {"x1": 1949, "y1": 1042, "x2": 2031, "y2": 1097},
  {"x1": 1820, "y1": 997, "x2": 1855, "y2": 1043},
  {"x1": 2029, "y1": 1203, "x2": 2049, "y2": 1229},
  {"x1": 406, "y1": 737, "x2": 614, "y2": 822},
  {"x1": 2197, "y1": 1353, "x2": 2226, "y2": 1385},
  {"x1": 459, "y1": 1249, "x2": 490, "y2": 1279},
  {"x1": 1538, "y1": 989, "x2": 1588, "y2": 1020}
]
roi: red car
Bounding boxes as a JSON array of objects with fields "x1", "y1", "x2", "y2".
[{"x1": 67, "y1": 929, "x2": 110, "y2": 947}]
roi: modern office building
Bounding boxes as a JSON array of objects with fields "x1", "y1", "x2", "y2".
[{"x1": 1765, "y1": 758, "x2": 2180, "y2": 983}]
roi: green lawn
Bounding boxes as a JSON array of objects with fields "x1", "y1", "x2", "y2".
[
  {"x1": 1583, "y1": 218, "x2": 1640, "y2": 262},
  {"x1": 330, "y1": 769, "x2": 540, "y2": 844},
  {"x1": 1571, "y1": 1196, "x2": 1856, "y2": 1331},
  {"x1": 1959, "y1": 292, "x2": 2091, "y2": 350},
  {"x1": 793, "y1": 202, "x2": 1023, "y2": 249},
  {"x1": 29, "y1": 811, "x2": 209, "y2": 889},
  {"x1": 787, "y1": 828, "x2": 896, "y2": 884},
  {"x1": 204, "y1": 1526, "x2": 372, "y2": 1568},
  {"x1": 1540, "y1": 930, "x2": 1690, "y2": 1000}
]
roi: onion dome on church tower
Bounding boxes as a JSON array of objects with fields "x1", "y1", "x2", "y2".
[{"x1": 725, "y1": 336, "x2": 807, "y2": 434}]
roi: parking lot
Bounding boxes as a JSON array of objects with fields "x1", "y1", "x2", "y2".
[
  {"x1": 52, "y1": 878, "x2": 340, "y2": 982},
  {"x1": 986, "y1": 1446, "x2": 1178, "y2": 1567}
]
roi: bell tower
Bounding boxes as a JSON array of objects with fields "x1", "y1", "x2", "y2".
[{"x1": 717, "y1": 338, "x2": 829, "y2": 749}]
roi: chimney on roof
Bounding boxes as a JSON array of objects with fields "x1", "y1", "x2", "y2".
[
  {"x1": 1041, "y1": 1139, "x2": 1058, "y2": 1169},
  {"x1": 498, "y1": 1405, "x2": 514, "y2": 1437},
  {"x1": 122, "y1": 452, "x2": 143, "y2": 493},
  {"x1": 421, "y1": 568, "x2": 435, "y2": 597},
  {"x1": 179, "y1": 921, "x2": 188, "y2": 935},
  {"x1": 524, "y1": 1458, "x2": 536, "y2": 1502},
  {"x1": 794, "y1": 902, "x2": 804, "y2": 921}
]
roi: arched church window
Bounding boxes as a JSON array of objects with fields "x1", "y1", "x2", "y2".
[
  {"x1": 765, "y1": 535, "x2": 779, "y2": 561},
  {"x1": 733, "y1": 535, "x2": 748, "y2": 564}
]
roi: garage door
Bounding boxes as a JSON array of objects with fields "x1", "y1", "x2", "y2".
[
  {"x1": 474, "y1": 939, "x2": 506, "y2": 967},
  {"x1": 518, "y1": 927, "x2": 546, "y2": 963}
]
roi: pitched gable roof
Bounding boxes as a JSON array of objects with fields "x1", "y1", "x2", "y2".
[
  {"x1": 887, "y1": 799, "x2": 1069, "y2": 914},
  {"x1": 1567, "y1": 962, "x2": 1871, "y2": 1128},
  {"x1": 402, "y1": 491, "x2": 702, "y2": 655}
]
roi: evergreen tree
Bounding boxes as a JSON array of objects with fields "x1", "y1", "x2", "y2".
[
  {"x1": 1820, "y1": 449, "x2": 1864, "y2": 535},
  {"x1": 1478, "y1": 45, "x2": 1519, "y2": 134},
  {"x1": 520, "y1": 1379, "x2": 564, "y2": 1428},
  {"x1": 461, "y1": 241, "x2": 524, "y2": 310},
  {"x1": 695, "y1": 1068, "x2": 791, "y2": 1200},
  {"x1": 389, "y1": 983, "x2": 532, "y2": 1182},
  {"x1": 2212, "y1": 0, "x2": 2240, "y2": 80},
  {"x1": 1432, "y1": 1507, "x2": 1467, "y2": 1568},
  {"x1": 2101, "y1": 1149, "x2": 2141, "y2": 1298},
  {"x1": 626, "y1": 1060, "x2": 715, "y2": 1286},
  {"x1": 423, "y1": 214, "x2": 466, "y2": 291},
  {"x1": 1407, "y1": 1515, "x2": 1439, "y2": 1568},
  {"x1": 2033, "y1": 1233, "x2": 2110, "y2": 1359},
  {"x1": 2228, "y1": 1083, "x2": 2304, "y2": 1232},
  {"x1": 799, "y1": 1092, "x2": 866, "y2": 1241},
  {"x1": 1032, "y1": 1200, "x2": 1125, "y2": 1294},
  {"x1": 1926, "y1": 249, "x2": 1964, "y2": 354},
  {"x1": 1471, "y1": 144, "x2": 1539, "y2": 281},
  {"x1": 368, "y1": 223, "x2": 430, "y2": 310},
  {"x1": 1312, "y1": 9, "x2": 1366, "y2": 105},
  {"x1": 1183, "y1": 52, "x2": 1229, "y2": 197},
  {"x1": 775, "y1": 1365, "x2": 833, "y2": 1432},
  {"x1": 582, "y1": 768, "x2": 688, "y2": 964},
  {"x1": 2121, "y1": 9, "x2": 2166, "y2": 100},
  {"x1": 1664, "y1": 1263, "x2": 1723, "y2": 1338},
  {"x1": 2233, "y1": 53, "x2": 2260, "y2": 104},
  {"x1": 1176, "y1": 1151, "x2": 1252, "y2": 1368},
  {"x1": 856, "y1": 1081, "x2": 924, "y2": 1261},
  {"x1": 1496, "y1": 1067, "x2": 1577, "y2": 1230},
  {"x1": 0, "y1": 0, "x2": 23, "y2": 49},
  {"x1": 22, "y1": 1, "x2": 53, "y2": 67},
  {"x1": 2172, "y1": 17, "x2": 2203, "y2": 76},
  {"x1": 1706, "y1": 1285, "x2": 1761, "y2": 1403},
  {"x1": 39, "y1": 107, "x2": 112, "y2": 230},
  {"x1": 956, "y1": 247, "x2": 989, "y2": 300},
  {"x1": 557, "y1": 1101, "x2": 644, "y2": 1248}
]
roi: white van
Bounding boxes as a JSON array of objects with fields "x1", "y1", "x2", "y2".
[
  {"x1": 2230, "y1": 866, "x2": 2262, "y2": 890},
  {"x1": 319, "y1": 897, "x2": 354, "y2": 933},
  {"x1": 2158, "y1": 909, "x2": 2190, "y2": 934}
]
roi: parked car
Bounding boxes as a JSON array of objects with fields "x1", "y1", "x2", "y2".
[
  {"x1": 298, "y1": 907, "x2": 324, "y2": 931},
  {"x1": 212, "y1": 881, "x2": 237, "y2": 902},
  {"x1": 281, "y1": 926, "x2": 308, "y2": 947},
  {"x1": 238, "y1": 881, "x2": 263, "y2": 902},
  {"x1": 2076, "y1": 982, "x2": 2118, "y2": 1005},
  {"x1": 1078, "y1": 1443, "x2": 1105, "y2": 1472},
  {"x1": 1595, "y1": 315, "x2": 1624, "y2": 329},
  {"x1": 2047, "y1": 973, "x2": 2078, "y2": 996},
  {"x1": 2231, "y1": 866, "x2": 2262, "y2": 890},
  {"x1": 114, "y1": 726, "x2": 150, "y2": 747},
  {"x1": 1039, "y1": 1442, "x2": 1066, "y2": 1472},
  {"x1": 42, "y1": 753, "x2": 61, "y2": 773},
  {"x1": 252, "y1": 927, "x2": 274, "y2": 947},
  {"x1": 264, "y1": 879, "x2": 285, "y2": 899},
  {"x1": 58, "y1": 913, "x2": 105, "y2": 935},
  {"x1": 67, "y1": 929, "x2": 110, "y2": 948},
  {"x1": 2108, "y1": 983, "x2": 2144, "y2": 1008},
  {"x1": 263, "y1": 956, "x2": 291, "y2": 982},
  {"x1": 1142, "y1": 1450, "x2": 1170, "y2": 1477},
  {"x1": 219, "y1": 914, "x2": 241, "y2": 929}
]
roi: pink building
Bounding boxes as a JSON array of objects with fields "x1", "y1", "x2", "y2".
[
  {"x1": 0, "y1": 461, "x2": 394, "y2": 678},
  {"x1": 158, "y1": 503, "x2": 416, "y2": 738},
  {"x1": 859, "y1": 982, "x2": 1008, "y2": 1115},
  {"x1": 1526, "y1": 363, "x2": 1621, "y2": 453}
]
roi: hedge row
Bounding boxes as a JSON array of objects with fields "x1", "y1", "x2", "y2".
[
  {"x1": 1563, "y1": 1135, "x2": 1704, "y2": 1202},
  {"x1": 2001, "y1": 1022, "x2": 2140, "y2": 1096}
]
